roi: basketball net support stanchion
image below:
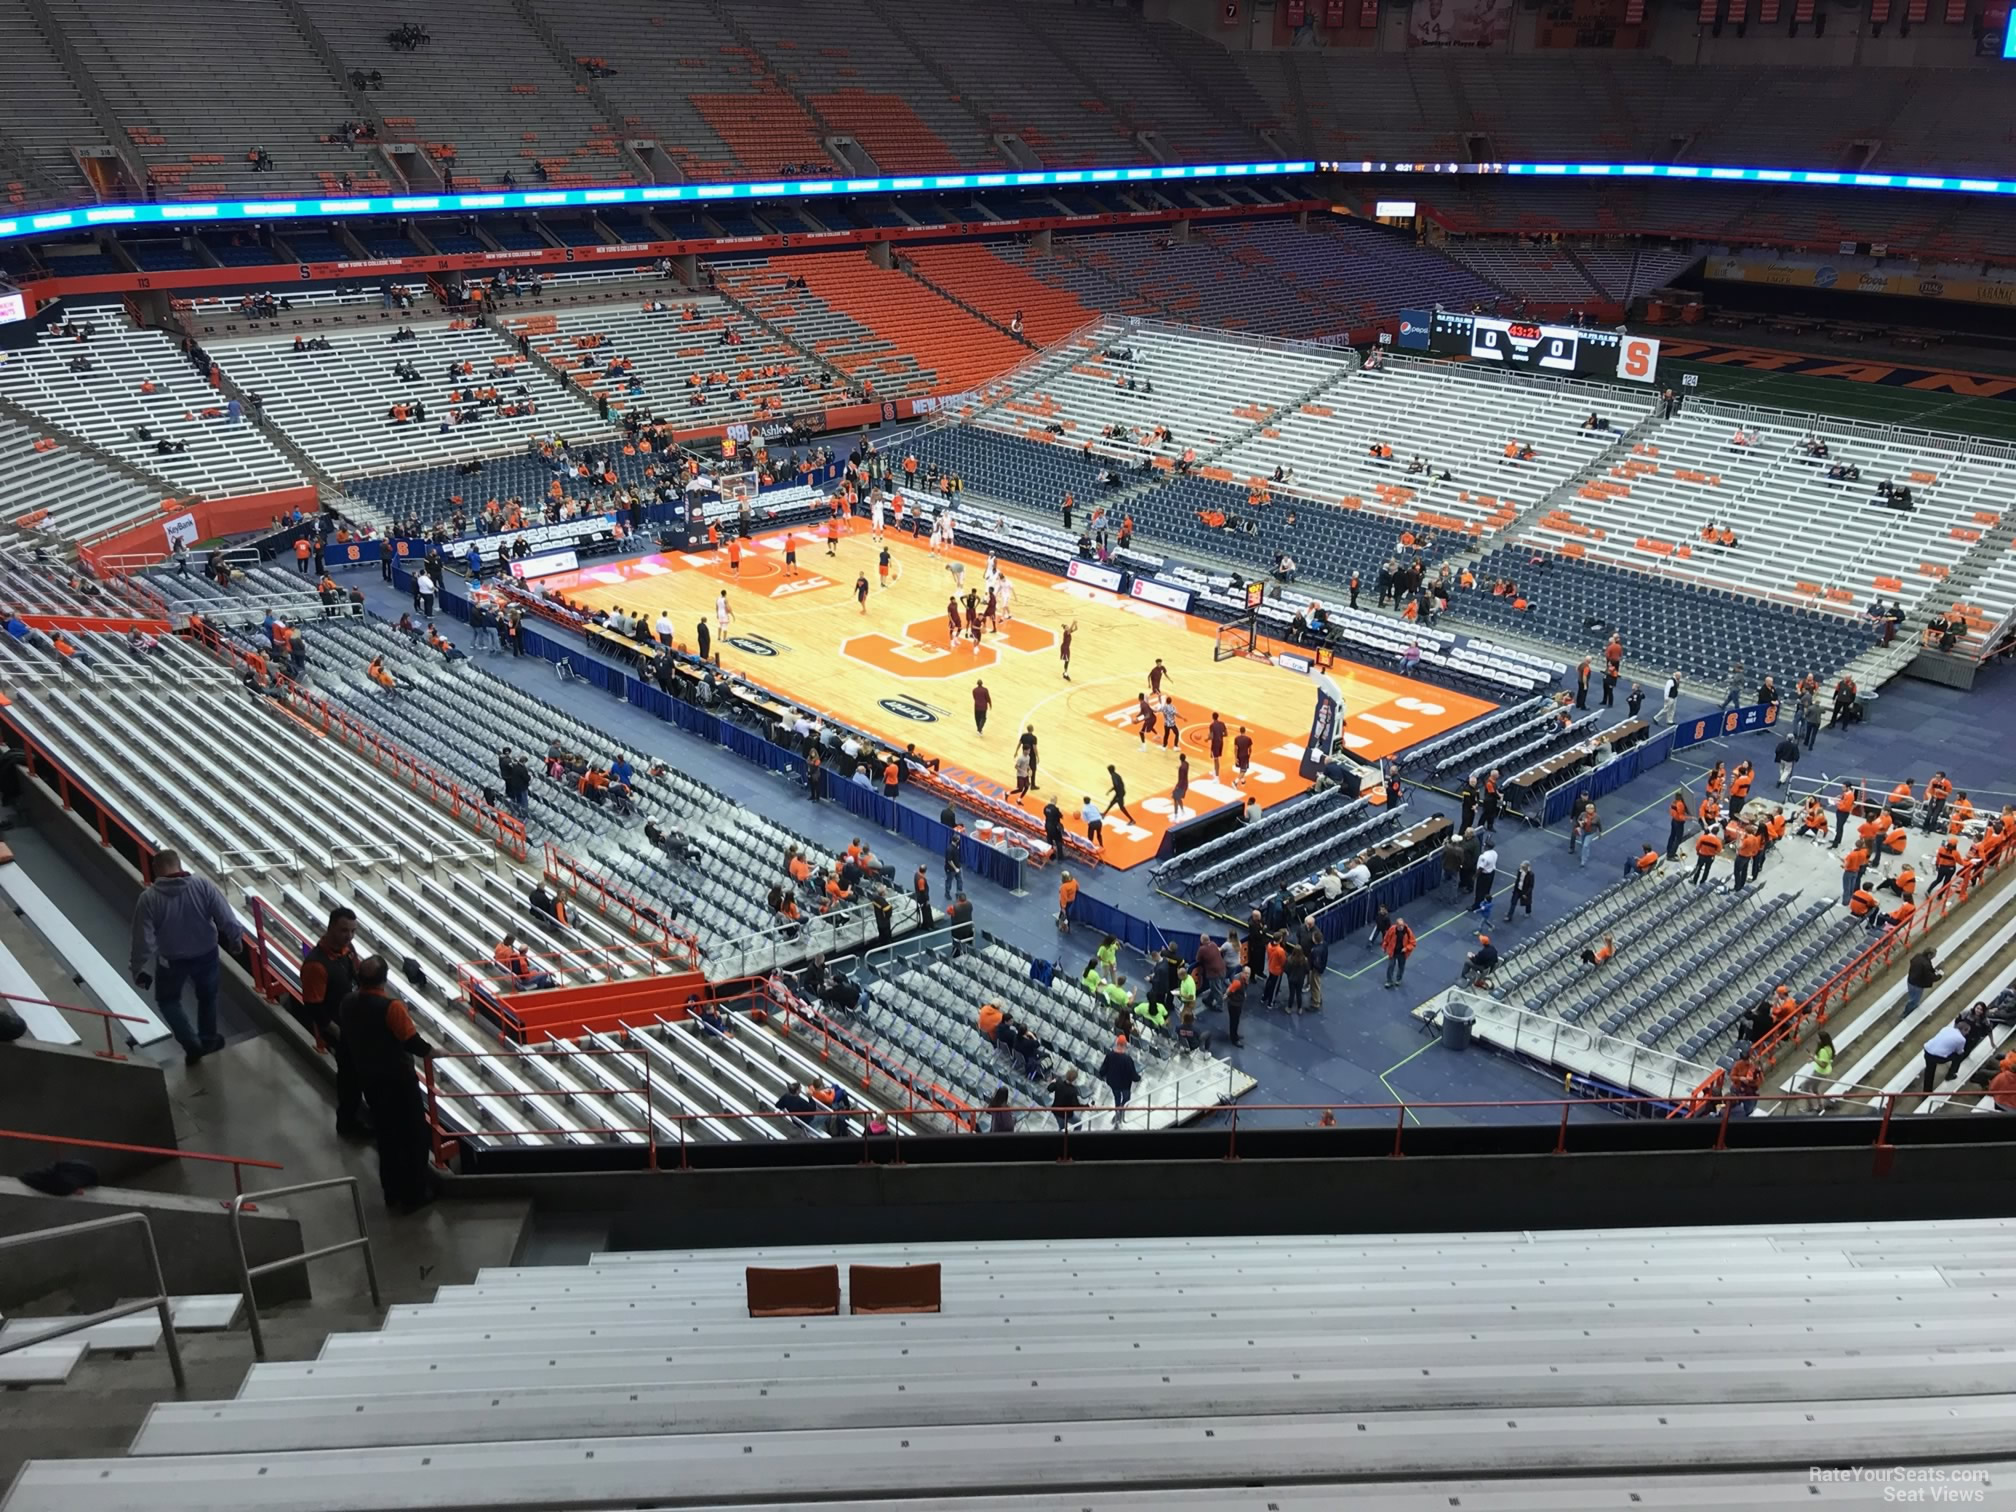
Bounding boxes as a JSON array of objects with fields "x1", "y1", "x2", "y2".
[{"x1": 1212, "y1": 606, "x2": 1262, "y2": 663}]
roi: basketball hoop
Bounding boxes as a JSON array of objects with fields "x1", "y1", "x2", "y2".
[{"x1": 718, "y1": 468, "x2": 760, "y2": 515}]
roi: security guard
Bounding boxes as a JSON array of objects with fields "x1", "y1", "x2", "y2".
[{"x1": 338, "y1": 955, "x2": 436, "y2": 1214}]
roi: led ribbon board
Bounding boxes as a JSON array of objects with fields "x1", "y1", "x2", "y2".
[
  {"x1": 0, "y1": 162, "x2": 1315, "y2": 243},
  {"x1": 8, "y1": 157, "x2": 2016, "y2": 244}
]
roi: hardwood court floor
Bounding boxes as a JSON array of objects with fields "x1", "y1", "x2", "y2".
[{"x1": 547, "y1": 520, "x2": 1493, "y2": 868}]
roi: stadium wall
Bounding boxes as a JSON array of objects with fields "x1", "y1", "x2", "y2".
[
  {"x1": 459, "y1": 1121, "x2": 2016, "y2": 1245},
  {"x1": 80, "y1": 486, "x2": 321, "y2": 566}
]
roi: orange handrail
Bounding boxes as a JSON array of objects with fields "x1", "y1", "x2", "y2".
[
  {"x1": 186, "y1": 615, "x2": 529, "y2": 860},
  {"x1": 0, "y1": 710, "x2": 165, "y2": 875},
  {"x1": 1, "y1": 990, "x2": 149, "y2": 1062},
  {"x1": 0, "y1": 1126, "x2": 281, "y2": 1195},
  {"x1": 1673, "y1": 837, "x2": 2016, "y2": 1116},
  {"x1": 543, "y1": 844, "x2": 700, "y2": 965}
]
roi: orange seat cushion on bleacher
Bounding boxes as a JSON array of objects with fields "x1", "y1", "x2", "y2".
[
  {"x1": 782, "y1": 252, "x2": 1037, "y2": 394},
  {"x1": 745, "y1": 1264, "x2": 840, "y2": 1317},
  {"x1": 848, "y1": 1263, "x2": 942, "y2": 1315},
  {"x1": 690, "y1": 91, "x2": 826, "y2": 177},
  {"x1": 806, "y1": 90, "x2": 962, "y2": 175},
  {"x1": 903, "y1": 243, "x2": 1098, "y2": 348}
]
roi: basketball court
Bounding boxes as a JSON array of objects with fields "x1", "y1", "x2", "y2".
[{"x1": 540, "y1": 520, "x2": 1494, "y2": 868}]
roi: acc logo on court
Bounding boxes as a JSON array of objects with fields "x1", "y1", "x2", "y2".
[
  {"x1": 727, "y1": 635, "x2": 779, "y2": 657},
  {"x1": 878, "y1": 697, "x2": 939, "y2": 723}
]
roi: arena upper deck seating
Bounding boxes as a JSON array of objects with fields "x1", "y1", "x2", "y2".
[
  {"x1": 0, "y1": 414, "x2": 172, "y2": 547},
  {"x1": 294, "y1": 0, "x2": 632, "y2": 190},
  {"x1": 510, "y1": 298, "x2": 835, "y2": 428},
  {"x1": 0, "y1": 3, "x2": 112, "y2": 205},
  {"x1": 205, "y1": 319, "x2": 603, "y2": 481},
  {"x1": 38, "y1": 0, "x2": 387, "y2": 202},
  {"x1": 728, "y1": 0, "x2": 1000, "y2": 176},
  {"x1": 709, "y1": 257, "x2": 938, "y2": 399},
  {"x1": 874, "y1": 0, "x2": 1145, "y2": 168},
  {"x1": 0, "y1": 306, "x2": 302, "y2": 500},
  {"x1": 3, "y1": 0, "x2": 2016, "y2": 231}
]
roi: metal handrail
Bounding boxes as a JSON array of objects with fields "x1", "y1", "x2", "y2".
[
  {"x1": 0, "y1": 1127, "x2": 280, "y2": 1195},
  {"x1": 0, "y1": 1213, "x2": 185, "y2": 1389},
  {"x1": 0, "y1": 989, "x2": 150, "y2": 1061},
  {"x1": 228, "y1": 1176, "x2": 382, "y2": 1360}
]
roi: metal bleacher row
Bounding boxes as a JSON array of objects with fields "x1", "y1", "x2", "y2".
[
  {"x1": 1162, "y1": 789, "x2": 1413, "y2": 914},
  {"x1": 0, "y1": 283, "x2": 1995, "y2": 695},
  {"x1": 714, "y1": 251, "x2": 1034, "y2": 398},
  {"x1": 844, "y1": 935, "x2": 1250, "y2": 1132},
  {"x1": 511, "y1": 297, "x2": 839, "y2": 427},
  {"x1": 10, "y1": 1223, "x2": 2016, "y2": 1510},
  {"x1": 222, "y1": 601, "x2": 889, "y2": 970},
  {"x1": 895, "y1": 318, "x2": 2003, "y2": 683},
  {"x1": 203, "y1": 318, "x2": 605, "y2": 481},
  {"x1": 1480, "y1": 869, "x2": 1868, "y2": 1083},
  {"x1": 1522, "y1": 405, "x2": 2016, "y2": 614},
  {"x1": 709, "y1": 256, "x2": 938, "y2": 399},
  {"x1": 0, "y1": 558, "x2": 958, "y2": 1150},
  {"x1": 0, "y1": 304, "x2": 301, "y2": 500},
  {"x1": 0, "y1": 414, "x2": 175, "y2": 547}
]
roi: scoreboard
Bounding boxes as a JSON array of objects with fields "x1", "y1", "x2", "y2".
[{"x1": 1396, "y1": 310, "x2": 1660, "y2": 384}]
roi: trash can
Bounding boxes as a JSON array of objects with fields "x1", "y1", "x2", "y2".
[{"x1": 1441, "y1": 999, "x2": 1476, "y2": 1051}]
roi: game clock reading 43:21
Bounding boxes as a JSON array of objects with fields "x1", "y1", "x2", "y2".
[{"x1": 1468, "y1": 317, "x2": 1579, "y2": 372}]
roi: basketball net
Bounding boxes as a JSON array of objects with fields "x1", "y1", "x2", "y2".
[{"x1": 718, "y1": 468, "x2": 760, "y2": 512}]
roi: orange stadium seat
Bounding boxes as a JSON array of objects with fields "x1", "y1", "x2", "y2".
[
  {"x1": 902, "y1": 243, "x2": 1099, "y2": 347},
  {"x1": 784, "y1": 254, "x2": 1032, "y2": 395}
]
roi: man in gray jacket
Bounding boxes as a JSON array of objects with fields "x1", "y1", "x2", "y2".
[{"x1": 129, "y1": 850, "x2": 242, "y2": 1064}]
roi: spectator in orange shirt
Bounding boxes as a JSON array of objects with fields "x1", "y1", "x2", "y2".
[{"x1": 1056, "y1": 871, "x2": 1078, "y2": 935}]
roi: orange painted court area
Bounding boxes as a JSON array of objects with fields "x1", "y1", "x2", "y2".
[{"x1": 550, "y1": 521, "x2": 1493, "y2": 869}]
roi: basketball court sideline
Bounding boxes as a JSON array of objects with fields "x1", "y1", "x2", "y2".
[{"x1": 541, "y1": 519, "x2": 1494, "y2": 868}]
